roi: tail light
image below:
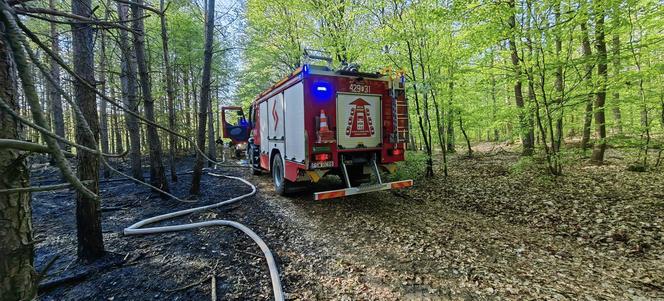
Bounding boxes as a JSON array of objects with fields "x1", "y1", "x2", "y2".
[
  {"x1": 390, "y1": 149, "x2": 403, "y2": 156},
  {"x1": 314, "y1": 153, "x2": 331, "y2": 161}
]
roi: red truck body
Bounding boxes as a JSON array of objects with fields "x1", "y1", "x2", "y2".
[{"x1": 223, "y1": 64, "x2": 412, "y2": 199}]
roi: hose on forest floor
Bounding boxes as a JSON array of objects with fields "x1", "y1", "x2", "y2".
[{"x1": 123, "y1": 172, "x2": 284, "y2": 301}]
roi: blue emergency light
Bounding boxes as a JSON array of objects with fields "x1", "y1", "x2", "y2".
[{"x1": 312, "y1": 81, "x2": 333, "y2": 101}]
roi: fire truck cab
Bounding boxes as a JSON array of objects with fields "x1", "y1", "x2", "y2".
[{"x1": 225, "y1": 63, "x2": 413, "y2": 200}]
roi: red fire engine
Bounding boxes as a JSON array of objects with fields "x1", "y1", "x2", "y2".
[{"x1": 221, "y1": 63, "x2": 413, "y2": 200}]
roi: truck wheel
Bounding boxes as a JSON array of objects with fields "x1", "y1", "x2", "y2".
[
  {"x1": 248, "y1": 147, "x2": 261, "y2": 175},
  {"x1": 272, "y1": 153, "x2": 291, "y2": 195}
]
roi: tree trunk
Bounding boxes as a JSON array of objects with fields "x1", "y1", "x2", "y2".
[
  {"x1": 99, "y1": 7, "x2": 110, "y2": 178},
  {"x1": 459, "y1": 115, "x2": 472, "y2": 157},
  {"x1": 131, "y1": 0, "x2": 169, "y2": 193},
  {"x1": 661, "y1": 93, "x2": 664, "y2": 131},
  {"x1": 117, "y1": 3, "x2": 143, "y2": 181},
  {"x1": 591, "y1": 5, "x2": 608, "y2": 164},
  {"x1": 404, "y1": 40, "x2": 433, "y2": 177},
  {"x1": 611, "y1": 33, "x2": 623, "y2": 135},
  {"x1": 0, "y1": 22, "x2": 37, "y2": 300},
  {"x1": 446, "y1": 79, "x2": 455, "y2": 153},
  {"x1": 490, "y1": 50, "x2": 499, "y2": 142},
  {"x1": 580, "y1": 22, "x2": 594, "y2": 150},
  {"x1": 553, "y1": 4, "x2": 564, "y2": 153},
  {"x1": 190, "y1": 0, "x2": 215, "y2": 194},
  {"x1": 184, "y1": 66, "x2": 192, "y2": 148},
  {"x1": 72, "y1": 0, "x2": 105, "y2": 260},
  {"x1": 431, "y1": 89, "x2": 448, "y2": 176},
  {"x1": 159, "y1": 0, "x2": 178, "y2": 181},
  {"x1": 47, "y1": 0, "x2": 66, "y2": 154},
  {"x1": 508, "y1": 0, "x2": 533, "y2": 155},
  {"x1": 207, "y1": 97, "x2": 216, "y2": 167},
  {"x1": 110, "y1": 74, "x2": 124, "y2": 154}
]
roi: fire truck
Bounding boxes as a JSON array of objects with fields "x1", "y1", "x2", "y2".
[{"x1": 222, "y1": 62, "x2": 413, "y2": 200}]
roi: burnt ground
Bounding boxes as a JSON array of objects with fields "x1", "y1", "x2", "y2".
[{"x1": 31, "y1": 145, "x2": 664, "y2": 300}]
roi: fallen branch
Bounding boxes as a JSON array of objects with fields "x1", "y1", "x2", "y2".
[
  {"x1": 38, "y1": 259, "x2": 125, "y2": 294},
  {"x1": 0, "y1": 181, "x2": 92, "y2": 194},
  {"x1": 36, "y1": 255, "x2": 61, "y2": 281},
  {"x1": 164, "y1": 275, "x2": 211, "y2": 292}
]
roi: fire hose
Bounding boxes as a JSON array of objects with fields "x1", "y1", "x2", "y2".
[{"x1": 123, "y1": 172, "x2": 285, "y2": 301}]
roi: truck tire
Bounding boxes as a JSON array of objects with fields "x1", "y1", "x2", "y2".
[
  {"x1": 272, "y1": 153, "x2": 291, "y2": 195},
  {"x1": 248, "y1": 146, "x2": 261, "y2": 175}
]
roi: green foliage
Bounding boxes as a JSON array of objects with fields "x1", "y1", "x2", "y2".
[
  {"x1": 389, "y1": 151, "x2": 430, "y2": 181},
  {"x1": 509, "y1": 156, "x2": 536, "y2": 175},
  {"x1": 239, "y1": 0, "x2": 664, "y2": 161}
]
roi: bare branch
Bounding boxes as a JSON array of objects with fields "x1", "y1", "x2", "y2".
[
  {"x1": 14, "y1": 7, "x2": 135, "y2": 32},
  {"x1": 0, "y1": 181, "x2": 92, "y2": 194},
  {"x1": 0, "y1": 139, "x2": 75, "y2": 157},
  {"x1": 17, "y1": 20, "x2": 237, "y2": 168},
  {"x1": 113, "y1": 0, "x2": 162, "y2": 15},
  {"x1": 0, "y1": 3, "x2": 98, "y2": 200}
]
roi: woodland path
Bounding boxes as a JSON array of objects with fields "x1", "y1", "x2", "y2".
[{"x1": 32, "y1": 149, "x2": 663, "y2": 300}]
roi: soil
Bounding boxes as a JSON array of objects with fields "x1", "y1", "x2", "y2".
[{"x1": 32, "y1": 146, "x2": 664, "y2": 300}]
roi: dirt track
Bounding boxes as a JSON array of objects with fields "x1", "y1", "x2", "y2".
[{"x1": 33, "y1": 150, "x2": 663, "y2": 300}]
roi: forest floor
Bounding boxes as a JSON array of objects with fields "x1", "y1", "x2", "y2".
[{"x1": 31, "y1": 144, "x2": 663, "y2": 300}]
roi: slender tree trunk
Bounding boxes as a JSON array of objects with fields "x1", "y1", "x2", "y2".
[
  {"x1": 72, "y1": 0, "x2": 104, "y2": 260},
  {"x1": 431, "y1": 89, "x2": 448, "y2": 176},
  {"x1": 0, "y1": 23, "x2": 36, "y2": 300},
  {"x1": 191, "y1": 0, "x2": 215, "y2": 194},
  {"x1": 160, "y1": 0, "x2": 178, "y2": 181},
  {"x1": 553, "y1": 4, "x2": 564, "y2": 153},
  {"x1": 508, "y1": 0, "x2": 533, "y2": 155},
  {"x1": 132, "y1": 0, "x2": 169, "y2": 193},
  {"x1": 110, "y1": 75, "x2": 123, "y2": 154},
  {"x1": 611, "y1": 22, "x2": 623, "y2": 134},
  {"x1": 661, "y1": 92, "x2": 664, "y2": 131},
  {"x1": 184, "y1": 66, "x2": 192, "y2": 142},
  {"x1": 490, "y1": 50, "x2": 499, "y2": 142},
  {"x1": 117, "y1": 3, "x2": 143, "y2": 181},
  {"x1": 190, "y1": 64, "x2": 198, "y2": 140},
  {"x1": 207, "y1": 97, "x2": 216, "y2": 166},
  {"x1": 591, "y1": 6, "x2": 608, "y2": 164},
  {"x1": 405, "y1": 40, "x2": 433, "y2": 176},
  {"x1": 433, "y1": 87, "x2": 445, "y2": 153},
  {"x1": 48, "y1": 0, "x2": 66, "y2": 152},
  {"x1": 580, "y1": 22, "x2": 594, "y2": 150},
  {"x1": 99, "y1": 7, "x2": 110, "y2": 178},
  {"x1": 446, "y1": 78, "x2": 455, "y2": 153},
  {"x1": 459, "y1": 115, "x2": 472, "y2": 157}
]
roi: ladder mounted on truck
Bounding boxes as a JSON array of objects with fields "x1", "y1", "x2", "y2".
[{"x1": 390, "y1": 75, "x2": 409, "y2": 144}]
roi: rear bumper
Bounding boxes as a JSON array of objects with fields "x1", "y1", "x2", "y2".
[{"x1": 313, "y1": 179, "x2": 413, "y2": 201}]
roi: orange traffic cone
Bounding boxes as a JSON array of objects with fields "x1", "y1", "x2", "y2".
[{"x1": 317, "y1": 110, "x2": 334, "y2": 142}]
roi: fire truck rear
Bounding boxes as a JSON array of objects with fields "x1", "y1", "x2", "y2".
[{"x1": 222, "y1": 64, "x2": 413, "y2": 200}]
